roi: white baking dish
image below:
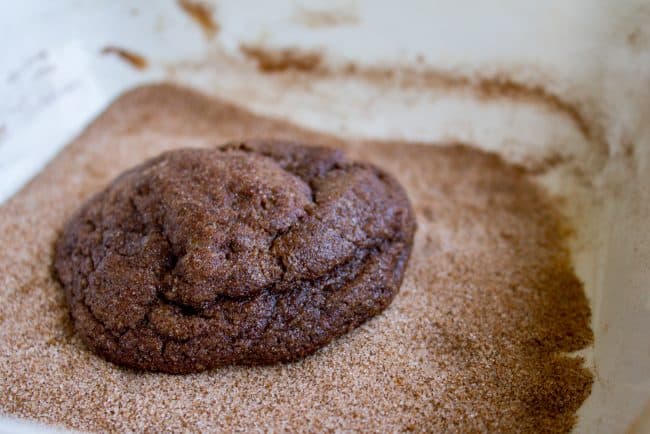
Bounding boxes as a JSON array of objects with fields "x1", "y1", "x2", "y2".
[{"x1": 1, "y1": 1, "x2": 648, "y2": 432}]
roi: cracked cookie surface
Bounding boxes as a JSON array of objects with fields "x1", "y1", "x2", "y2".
[{"x1": 54, "y1": 140, "x2": 416, "y2": 373}]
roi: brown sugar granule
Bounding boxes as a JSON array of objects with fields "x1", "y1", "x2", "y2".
[{"x1": 0, "y1": 84, "x2": 592, "y2": 433}]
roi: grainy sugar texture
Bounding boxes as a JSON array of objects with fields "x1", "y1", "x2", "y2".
[{"x1": 0, "y1": 84, "x2": 592, "y2": 433}]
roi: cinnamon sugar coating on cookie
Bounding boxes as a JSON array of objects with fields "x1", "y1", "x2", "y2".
[{"x1": 54, "y1": 140, "x2": 416, "y2": 373}]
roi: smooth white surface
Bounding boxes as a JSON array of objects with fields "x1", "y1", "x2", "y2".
[{"x1": 1, "y1": 1, "x2": 648, "y2": 433}]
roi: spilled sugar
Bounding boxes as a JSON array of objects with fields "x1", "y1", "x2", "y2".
[{"x1": 0, "y1": 84, "x2": 592, "y2": 433}]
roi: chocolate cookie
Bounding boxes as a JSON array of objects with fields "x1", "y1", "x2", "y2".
[{"x1": 54, "y1": 140, "x2": 416, "y2": 373}]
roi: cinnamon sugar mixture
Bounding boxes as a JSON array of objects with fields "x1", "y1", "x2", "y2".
[
  {"x1": 101, "y1": 47, "x2": 148, "y2": 70},
  {"x1": 0, "y1": 85, "x2": 592, "y2": 433}
]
